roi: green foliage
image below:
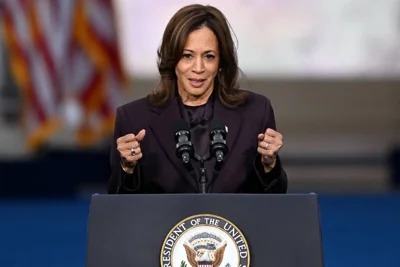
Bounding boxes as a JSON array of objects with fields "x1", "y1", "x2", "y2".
[{"x1": 180, "y1": 260, "x2": 188, "y2": 267}]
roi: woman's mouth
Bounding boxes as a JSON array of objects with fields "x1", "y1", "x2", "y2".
[{"x1": 188, "y1": 78, "x2": 206, "y2": 88}]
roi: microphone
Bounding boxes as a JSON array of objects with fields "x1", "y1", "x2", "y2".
[
  {"x1": 174, "y1": 120, "x2": 193, "y2": 164},
  {"x1": 209, "y1": 119, "x2": 228, "y2": 163}
]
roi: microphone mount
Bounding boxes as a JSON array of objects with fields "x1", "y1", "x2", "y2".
[
  {"x1": 193, "y1": 154, "x2": 211, "y2": 194},
  {"x1": 174, "y1": 119, "x2": 228, "y2": 194}
]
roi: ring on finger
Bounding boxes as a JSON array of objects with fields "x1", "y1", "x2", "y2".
[
  {"x1": 131, "y1": 148, "x2": 136, "y2": 156},
  {"x1": 264, "y1": 142, "x2": 269, "y2": 149}
]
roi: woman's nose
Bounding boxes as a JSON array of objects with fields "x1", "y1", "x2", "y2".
[{"x1": 192, "y1": 57, "x2": 205, "y2": 73}]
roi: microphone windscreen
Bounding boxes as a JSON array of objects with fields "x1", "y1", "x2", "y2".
[
  {"x1": 210, "y1": 118, "x2": 225, "y2": 132},
  {"x1": 174, "y1": 119, "x2": 190, "y2": 133}
]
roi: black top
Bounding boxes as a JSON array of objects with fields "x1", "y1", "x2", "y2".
[{"x1": 177, "y1": 94, "x2": 216, "y2": 191}]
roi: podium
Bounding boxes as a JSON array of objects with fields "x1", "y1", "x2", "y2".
[{"x1": 85, "y1": 193, "x2": 324, "y2": 267}]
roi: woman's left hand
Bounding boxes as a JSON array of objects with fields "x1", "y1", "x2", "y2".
[{"x1": 257, "y1": 128, "x2": 284, "y2": 172}]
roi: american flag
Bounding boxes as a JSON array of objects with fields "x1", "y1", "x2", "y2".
[{"x1": 0, "y1": 0, "x2": 127, "y2": 150}]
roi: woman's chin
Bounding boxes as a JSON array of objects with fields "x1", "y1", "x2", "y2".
[{"x1": 186, "y1": 85, "x2": 212, "y2": 97}]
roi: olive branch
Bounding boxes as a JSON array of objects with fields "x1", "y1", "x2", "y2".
[{"x1": 180, "y1": 260, "x2": 188, "y2": 267}]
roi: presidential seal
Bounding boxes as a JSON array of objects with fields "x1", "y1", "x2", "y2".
[{"x1": 160, "y1": 214, "x2": 250, "y2": 267}]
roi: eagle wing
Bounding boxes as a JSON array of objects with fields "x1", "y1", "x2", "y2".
[
  {"x1": 213, "y1": 243, "x2": 227, "y2": 267},
  {"x1": 183, "y1": 243, "x2": 198, "y2": 267}
]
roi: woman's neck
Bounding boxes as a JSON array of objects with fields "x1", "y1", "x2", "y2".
[{"x1": 179, "y1": 88, "x2": 213, "y2": 107}]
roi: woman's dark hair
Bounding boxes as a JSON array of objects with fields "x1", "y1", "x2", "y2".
[{"x1": 147, "y1": 4, "x2": 248, "y2": 108}]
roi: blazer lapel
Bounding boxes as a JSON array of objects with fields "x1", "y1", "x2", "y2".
[
  {"x1": 209, "y1": 98, "x2": 244, "y2": 186},
  {"x1": 148, "y1": 99, "x2": 199, "y2": 191}
]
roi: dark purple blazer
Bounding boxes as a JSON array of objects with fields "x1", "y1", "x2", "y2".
[{"x1": 108, "y1": 90, "x2": 287, "y2": 194}]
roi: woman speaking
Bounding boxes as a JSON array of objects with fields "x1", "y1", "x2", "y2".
[{"x1": 108, "y1": 4, "x2": 288, "y2": 194}]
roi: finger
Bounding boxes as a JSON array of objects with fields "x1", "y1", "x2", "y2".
[
  {"x1": 121, "y1": 152, "x2": 143, "y2": 163},
  {"x1": 258, "y1": 140, "x2": 279, "y2": 150},
  {"x1": 131, "y1": 141, "x2": 140, "y2": 149},
  {"x1": 121, "y1": 146, "x2": 141, "y2": 157},
  {"x1": 266, "y1": 128, "x2": 283, "y2": 140},
  {"x1": 117, "y1": 141, "x2": 140, "y2": 152},
  {"x1": 116, "y1": 136, "x2": 125, "y2": 145},
  {"x1": 257, "y1": 133, "x2": 265, "y2": 141},
  {"x1": 264, "y1": 128, "x2": 277, "y2": 136},
  {"x1": 120, "y1": 133, "x2": 136, "y2": 143},
  {"x1": 259, "y1": 142, "x2": 280, "y2": 153},
  {"x1": 258, "y1": 141, "x2": 269, "y2": 150},
  {"x1": 261, "y1": 136, "x2": 283, "y2": 146},
  {"x1": 135, "y1": 129, "x2": 146, "y2": 142},
  {"x1": 258, "y1": 145, "x2": 275, "y2": 156}
]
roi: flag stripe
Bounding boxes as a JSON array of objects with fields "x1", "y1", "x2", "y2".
[
  {"x1": 28, "y1": 0, "x2": 61, "y2": 101},
  {"x1": 1, "y1": 0, "x2": 127, "y2": 149},
  {"x1": 2, "y1": 3, "x2": 47, "y2": 122}
]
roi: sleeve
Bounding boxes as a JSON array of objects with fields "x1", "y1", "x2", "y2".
[
  {"x1": 252, "y1": 97, "x2": 288, "y2": 193},
  {"x1": 107, "y1": 107, "x2": 141, "y2": 194}
]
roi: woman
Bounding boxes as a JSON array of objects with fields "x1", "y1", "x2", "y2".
[{"x1": 108, "y1": 4, "x2": 287, "y2": 194}]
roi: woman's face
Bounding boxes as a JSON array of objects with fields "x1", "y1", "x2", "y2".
[{"x1": 175, "y1": 27, "x2": 220, "y2": 105}]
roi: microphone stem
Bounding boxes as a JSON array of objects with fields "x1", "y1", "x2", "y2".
[{"x1": 199, "y1": 157, "x2": 207, "y2": 194}]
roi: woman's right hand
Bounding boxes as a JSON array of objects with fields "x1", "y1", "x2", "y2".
[{"x1": 117, "y1": 129, "x2": 146, "y2": 174}]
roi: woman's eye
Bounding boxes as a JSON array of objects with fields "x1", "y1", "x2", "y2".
[{"x1": 182, "y1": 54, "x2": 192, "y2": 59}]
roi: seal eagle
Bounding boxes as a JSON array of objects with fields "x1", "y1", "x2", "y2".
[{"x1": 183, "y1": 241, "x2": 227, "y2": 267}]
